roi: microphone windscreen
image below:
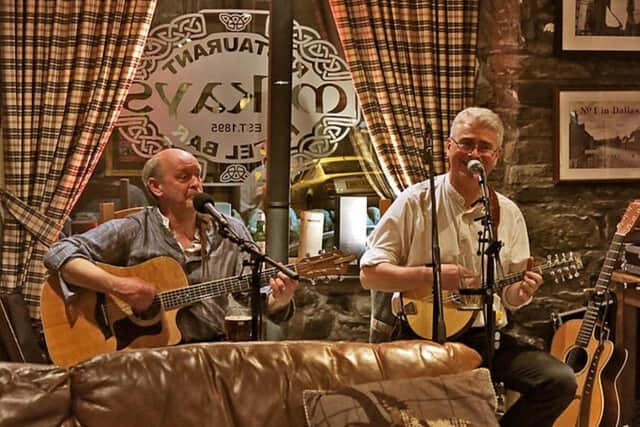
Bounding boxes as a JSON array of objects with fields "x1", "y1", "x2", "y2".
[
  {"x1": 467, "y1": 159, "x2": 485, "y2": 175},
  {"x1": 192, "y1": 192, "x2": 214, "y2": 213}
]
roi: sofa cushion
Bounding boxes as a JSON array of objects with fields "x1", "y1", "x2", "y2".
[
  {"x1": 0, "y1": 362, "x2": 71, "y2": 427},
  {"x1": 69, "y1": 340, "x2": 481, "y2": 427},
  {"x1": 302, "y1": 368, "x2": 498, "y2": 427}
]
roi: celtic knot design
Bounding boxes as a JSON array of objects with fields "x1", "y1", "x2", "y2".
[
  {"x1": 220, "y1": 164, "x2": 249, "y2": 183},
  {"x1": 293, "y1": 23, "x2": 349, "y2": 81},
  {"x1": 295, "y1": 115, "x2": 359, "y2": 160},
  {"x1": 114, "y1": 115, "x2": 167, "y2": 159},
  {"x1": 135, "y1": 14, "x2": 207, "y2": 80},
  {"x1": 219, "y1": 12, "x2": 252, "y2": 32}
]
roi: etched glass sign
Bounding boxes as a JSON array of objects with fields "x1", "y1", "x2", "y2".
[{"x1": 113, "y1": 9, "x2": 359, "y2": 184}]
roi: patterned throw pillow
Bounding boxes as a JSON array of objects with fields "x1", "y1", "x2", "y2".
[{"x1": 302, "y1": 368, "x2": 498, "y2": 427}]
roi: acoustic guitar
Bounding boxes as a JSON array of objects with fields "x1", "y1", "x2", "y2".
[
  {"x1": 550, "y1": 201, "x2": 640, "y2": 427},
  {"x1": 41, "y1": 251, "x2": 355, "y2": 366},
  {"x1": 403, "y1": 252, "x2": 583, "y2": 340}
]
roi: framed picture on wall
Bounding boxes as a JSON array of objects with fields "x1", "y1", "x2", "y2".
[
  {"x1": 556, "y1": 0, "x2": 640, "y2": 54},
  {"x1": 554, "y1": 87, "x2": 640, "y2": 182},
  {"x1": 104, "y1": 133, "x2": 147, "y2": 177}
]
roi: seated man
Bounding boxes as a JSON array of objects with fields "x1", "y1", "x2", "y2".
[
  {"x1": 359, "y1": 107, "x2": 576, "y2": 427},
  {"x1": 44, "y1": 148, "x2": 297, "y2": 344}
]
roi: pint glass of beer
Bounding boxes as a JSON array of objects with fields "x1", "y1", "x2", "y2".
[{"x1": 224, "y1": 307, "x2": 252, "y2": 341}]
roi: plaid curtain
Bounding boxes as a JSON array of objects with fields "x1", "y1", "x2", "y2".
[
  {"x1": 0, "y1": 0, "x2": 156, "y2": 319},
  {"x1": 329, "y1": 0, "x2": 479, "y2": 195}
]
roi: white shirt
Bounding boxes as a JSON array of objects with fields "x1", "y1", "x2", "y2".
[{"x1": 361, "y1": 173, "x2": 532, "y2": 327}]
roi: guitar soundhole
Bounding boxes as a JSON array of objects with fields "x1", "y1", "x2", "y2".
[{"x1": 565, "y1": 347, "x2": 588, "y2": 373}]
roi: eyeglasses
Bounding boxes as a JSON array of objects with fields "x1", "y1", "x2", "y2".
[{"x1": 449, "y1": 137, "x2": 499, "y2": 156}]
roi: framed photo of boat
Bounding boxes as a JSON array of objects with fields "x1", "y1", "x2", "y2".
[{"x1": 554, "y1": 87, "x2": 640, "y2": 182}]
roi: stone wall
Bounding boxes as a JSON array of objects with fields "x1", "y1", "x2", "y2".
[
  {"x1": 288, "y1": 0, "x2": 640, "y2": 349},
  {"x1": 478, "y1": 0, "x2": 640, "y2": 349}
]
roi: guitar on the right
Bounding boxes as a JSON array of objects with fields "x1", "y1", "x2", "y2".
[{"x1": 550, "y1": 200, "x2": 640, "y2": 427}]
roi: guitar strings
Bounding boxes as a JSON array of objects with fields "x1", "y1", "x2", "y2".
[{"x1": 99, "y1": 264, "x2": 299, "y2": 316}]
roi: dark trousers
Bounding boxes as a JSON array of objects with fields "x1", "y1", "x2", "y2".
[
  {"x1": 459, "y1": 330, "x2": 577, "y2": 427},
  {"x1": 392, "y1": 322, "x2": 576, "y2": 427}
]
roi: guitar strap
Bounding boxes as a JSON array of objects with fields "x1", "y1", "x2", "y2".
[
  {"x1": 488, "y1": 187, "x2": 500, "y2": 237},
  {"x1": 197, "y1": 213, "x2": 213, "y2": 278}
]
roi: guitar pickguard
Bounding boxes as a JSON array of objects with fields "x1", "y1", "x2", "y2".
[
  {"x1": 112, "y1": 317, "x2": 162, "y2": 350},
  {"x1": 94, "y1": 293, "x2": 113, "y2": 340}
]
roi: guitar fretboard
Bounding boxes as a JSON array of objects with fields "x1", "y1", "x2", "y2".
[
  {"x1": 156, "y1": 264, "x2": 295, "y2": 310},
  {"x1": 496, "y1": 258, "x2": 574, "y2": 291},
  {"x1": 575, "y1": 234, "x2": 622, "y2": 347}
]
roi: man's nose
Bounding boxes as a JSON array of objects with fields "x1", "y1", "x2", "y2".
[{"x1": 468, "y1": 145, "x2": 482, "y2": 155}]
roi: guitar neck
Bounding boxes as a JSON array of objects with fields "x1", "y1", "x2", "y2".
[
  {"x1": 575, "y1": 233, "x2": 623, "y2": 347},
  {"x1": 496, "y1": 259, "x2": 569, "y2": 293},
  {"x1": 157, "y1": 264, "x2": 295, "y2": 310}
]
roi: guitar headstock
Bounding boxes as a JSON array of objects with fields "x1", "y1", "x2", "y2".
[
  {"x1": 296, "y1": 250, "x2": 357, "y2": 280},
  {"x1": 617, "y1": 200, "x2": 640, "y2": 236},
  {"x1": 542, "y1": 252, "x2": 583, "y2": 283}
]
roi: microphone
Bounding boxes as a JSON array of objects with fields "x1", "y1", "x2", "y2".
[
  {"x1": 192, "y1": 193, "x2": 229, "y2": 228},
  {"x1": 467, "y1": 159, "x2": 485, "y2": 176}
]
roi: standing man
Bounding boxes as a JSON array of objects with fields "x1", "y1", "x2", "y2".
[
  {"x1": 360, "y1": 108, "x2": 576, "y2": 427},
  {"x1": 44, "y1": 148, "x2": 297, "y2": 344}
]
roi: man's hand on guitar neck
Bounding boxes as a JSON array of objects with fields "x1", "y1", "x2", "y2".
[
  {"x1": 266, "y1": 272, "x2": 298, "y2": 313},
  {"x1": 504, "y1": 257, "x2": 543, "y2": 307}
]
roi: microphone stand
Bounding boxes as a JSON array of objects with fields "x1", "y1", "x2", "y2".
[
  {"x1": 423, "y1": 126, "x2": 446, "y2": 343},
  {"x1": 471, "y1": 169, "x2": 502, "y2": 372},
  {"x1": 212, "y1": 218, "x2": 299, "y2": 341}
]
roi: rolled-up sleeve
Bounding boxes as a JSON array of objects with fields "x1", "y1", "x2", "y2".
[
  {"x1": 43, "y1": 217, "x2": 140, "y2": 271},
  {"x1": 360, "y1": 190, "x2": 417, "y2": 268}
]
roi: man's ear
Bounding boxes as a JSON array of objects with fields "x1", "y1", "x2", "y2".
[{"x1": 147, "y1": 177, "x2": 163, "y2": 198}]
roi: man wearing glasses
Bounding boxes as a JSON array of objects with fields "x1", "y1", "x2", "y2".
[{"x1": 360, "y1": 107, "x2": 576, "y2": 427}]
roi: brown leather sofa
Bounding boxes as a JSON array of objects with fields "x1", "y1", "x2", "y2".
[{"x1": 0, "y1": 340, "x2": 482, "y2": 427}]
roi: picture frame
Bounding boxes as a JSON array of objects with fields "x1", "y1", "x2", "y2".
[
  {"x1": 104, "y1": 132, "x2": 147, "y2": 177},
  {"x1": 554, "y1": 87, "x2": 640, "y2": 183},
  {"x1": 556, "y1": 0, "x2": 640, "y2": 54}
]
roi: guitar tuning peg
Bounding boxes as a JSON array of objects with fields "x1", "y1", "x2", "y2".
[{"x1": 550, "y1": 269, "x2": 559, "y2": 284}]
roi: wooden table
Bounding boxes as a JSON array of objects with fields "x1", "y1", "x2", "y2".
[{"x1": 612, "y1": 270, "x2": 640, "y2": 426}]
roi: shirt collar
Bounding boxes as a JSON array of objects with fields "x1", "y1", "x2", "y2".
[
  {"x1": 158, "y1": 209, "x2": 171, "y2": 231},
  {"x1": 443, "y1": 173, "x2": 483, "y2": 219},
  {"x1": 443, "y1": 173, "x2": 466, "y2": 212},
  {"x1": 157, "y1": 208, "x2": 202, "y2": 255}
]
